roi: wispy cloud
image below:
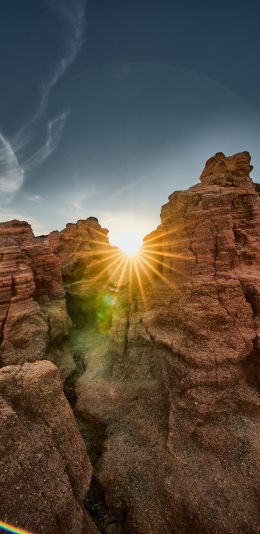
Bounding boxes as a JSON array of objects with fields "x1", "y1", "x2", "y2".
[
  {"x1": 36, "y1": 0, "x2": 87, "y2": 118},
  {"x1": 0, "y1": 112, "x2": 68, "y2": 207},
  {"x1": 15, "y1": 0, "x2": 87, "y2": 170},
  {"x1": 24, "y1": 111, "x2": 69, "y2": 170},
  {"x1": 56, "y1": 187, "x2": 96, "y2": 221},
  {"x1": 0, "y1": 132, "x2": 24, "y2": 202},
  {"x1": 0, "y1": 0, "x2": 87, "y2": 218},
  {"x1": 70, "y1": 187, "x2": 96, "y2": 210},
  {"x1": 26, "y1": 194, "x2": 43, "y2": 203}
]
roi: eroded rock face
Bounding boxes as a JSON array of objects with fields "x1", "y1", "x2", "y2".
[
  {"x1": 0, "y1": 223, "x2": 96, "y2": 533},
  {"x1": 141, "y1": 151, "x2": 260, "y2": 413},
  {"x1": 0, "y1": 220, "x2": 70, "y2": 366},
  {"x1": 70, "y1": 152, "x2": 260, "y2": 533},
  {"x1": 200, "y1": 150, "x2": 254, "y2": 187},
  {"x1": 47, "y1": 217, "x2": 111, "y2": 286},
  {"x1": 0, "y1": 360, "x2": 93, "y2": 534},
  {"x1": 1, "y1": 152, "x2": 260, "y2": 534},
  {"x1": 130, "y1": 150, "x2": 260, "y2": 531},
  {"x1": 46, "y1": 217, "x2": 119, "y2": 337}
]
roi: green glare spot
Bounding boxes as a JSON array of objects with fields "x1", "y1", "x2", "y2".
[{"x1": 103, "y1": 295, "x2": 113, "y2": 306}]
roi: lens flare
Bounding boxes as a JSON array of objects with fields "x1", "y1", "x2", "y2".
[
  {"x1": 118, "y1": 242, "x2": 141, "y2": 257},
  {"x1": 111, "y1": 233, "x2": 142, "y2": 257},
  {"x1": 0, "y1": 520, "x2": 33, "y2": 534},
  {"x1": 73, "y1": 222, "x2": 191, "y2": 305}
]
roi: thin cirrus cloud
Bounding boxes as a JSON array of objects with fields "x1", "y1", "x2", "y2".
[
  {"x1": 24, "y1": 111, "x2": 70, "y2": 171},
  {"x1": 26, "y1": 194, "x2": 43, "y2": 204},
  {"x1": 0, "y1": 0, "x2": 87, "y2": 209},
  {"x1": 0, "y1": 132, "x2": 24, "y2": 202},
  {"x1": 37, "y1": 0, "x2": 87, "y2": 118}
]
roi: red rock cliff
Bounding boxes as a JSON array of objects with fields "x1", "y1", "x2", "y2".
[
  {"x1": 0, "y1": 222, "x2": 96, "y2": 533},
  {"x1": 1, "y1": 152, "x2": 260, "y2": 534},
  {"x1": 0, "y1": 220, "x2": 71, "y2": 366},
  {"x1": 72, "y1": 152, "x2": 260, "y2": 533}
]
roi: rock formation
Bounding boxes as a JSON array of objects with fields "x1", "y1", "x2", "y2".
[
  {"x1": 0, "y1": 152, "x2": 260, "y2": 533},
  {"x1": 0, "y1": 220, "x2": 70, "y2": 367},
  {"x1": 0, "y1": 221, "x2": 96, "y2": 534},
  {"x1": 0, "y1": 360, "x2": 95, "y2": 534},
  {"x1": 46, "y1": 217, "x2": 119, "y2": 331},
  {"x1": 46, "y1": 217, "x2": 113, "y2": 294},
  {"x1": 58, "y1": 151, "x2": 260, "y2": 533}
]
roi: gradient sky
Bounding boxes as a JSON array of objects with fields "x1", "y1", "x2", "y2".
[{"x1": 1, "y1": 0, "x2": 260, "y2": 251}]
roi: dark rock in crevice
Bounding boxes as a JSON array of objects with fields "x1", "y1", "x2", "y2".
[
  {"x1": 84, "y1": 477, "x2": 107, "y2": 528},
  {"x1": 75, "y1": 414, "x2": 107, "y2": 466},
  {"x1": 242, "y1": 346, "x2": 260, "y2": 391},
  {"x1": 84, "y1": 475, "x2": 128, "y2": 534},
  {"x1": 241, "y1": 284, "x2": 260, "y2": 316},
  {"x1": 246, "y1": 289, "x2": 260, "y2": 316},
  {"x1": 66, "y1": 291, "x2": 97, "y2": 328},
  {"x1": 64, "y1": 348, "x2": 86, "y2": 407},
  {"x1": 62, "y1": 347, "x2": 113, "y2": 532}
]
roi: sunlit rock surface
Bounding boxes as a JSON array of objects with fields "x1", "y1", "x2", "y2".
[
  {"x1": 46, "y1": 217, "x2": 112, "y2": 288},
  {"x1": 0, "y1": 361, "x2": 96, "y2": 534},
  {"x1": 0, "y1": 220, "x2": 70, "y2": 366},
  {"x1": 0, "y1": 153, "x2": 260, "y2": 533},
  {"x1": 0, "y1": 222, "x2": 96, "y2": 533},
  {"x1": 60, "y1": 152, "x2": 260, "y2": 533}
]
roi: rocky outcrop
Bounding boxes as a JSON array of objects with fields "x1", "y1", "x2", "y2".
[
  {"x1": 0, "y1": 223, "x2": 96, "y2": 534},
  {"x1": 46, "y1": 217, "x2": 119, "y2": 336},
  {"x1": 69, "y1": 152, "x2": 260, "y2": 533},
  {"x1": 47, "y1": 217, "x2": 111, "y2": 286},
  {"x1": 141, "y1": 150, "x2": 260, "y2": 415},
  {"x1": 0, "y1": 360, "x2": 95, "y2": 534},
  {"x1": 1, "y1": 152, "x2": 260, "y2": 534},
  {"x1": 0, "y1": 220, "x2": 70, "y2": 366},
  {"x1": 200, "y1": 150, "x2": 254, "y2": 186},
  {"x1": 131, "y1": 150, "x2": 260, "y2": 531}
]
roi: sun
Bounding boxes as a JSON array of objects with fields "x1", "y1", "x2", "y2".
[
  {"x1": 81, "y1": 223, "x2": 188, "y2": 306},
  {"x1": 114, "y1": 234, "x2": 142, "y2": 257},
  {"x1": 120, "y1": 243, "x2": 141, "y2": 257}
]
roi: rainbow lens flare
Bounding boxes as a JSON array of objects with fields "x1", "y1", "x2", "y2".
[{"x1": 0, "y1": 521, "x2": 33, "y2": 534}]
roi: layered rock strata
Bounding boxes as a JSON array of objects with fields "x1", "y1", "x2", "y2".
[
  {"x1": 0, "y1": 222, "x2": 95, "y2": 533},
  {"x1": 46, "y1": 217, "x2": 118, "y2": 334},
  {"x1": 64, "y1": 152, "x2": 260, "y2": 533},
  {"x1": 46, "y1": 217, "x2": 112, "y2": 289},
  {"x1": 0, "y1": 152, "x2": 260, "y2": 534},
  {"x1": 0, "y1": 220, "x2": 70, "y2": 366}
]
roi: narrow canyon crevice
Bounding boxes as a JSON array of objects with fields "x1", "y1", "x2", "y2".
[
  {"x1": 1, "y1": 153, "x2": 260, "y2": 534},
  {"x1": 62, "y1": 288, "x2": 126, "y2": 533}
]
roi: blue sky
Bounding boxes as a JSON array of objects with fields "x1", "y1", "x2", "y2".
[{"x1": 1, "y1": 0, "x2": 260, "y2": 249}]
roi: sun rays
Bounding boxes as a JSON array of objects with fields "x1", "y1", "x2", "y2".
[{"x1": 69, "y1": 223, "x2": 193, "y2": 312}]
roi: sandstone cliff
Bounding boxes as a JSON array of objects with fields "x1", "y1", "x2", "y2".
[
  {"x1": 0, "y1": 152, "x2": 260, "y2": 534},
  {"x1": 0, "y1": 220, "x2": 70, "y2": 366},
  {"x1": 59, "y1": 152, "x2": 260, "y2": 533},
  {"x1": 0, "y1": 361, "x2": 94, "y2": 534},
  {"x1": 0, "y1": 221, "x2": 96, "y2": 534}
]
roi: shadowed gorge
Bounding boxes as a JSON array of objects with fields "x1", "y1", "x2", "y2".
[{"x1": 0, "y1": 152, "x2": 260, "y2": 534}]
